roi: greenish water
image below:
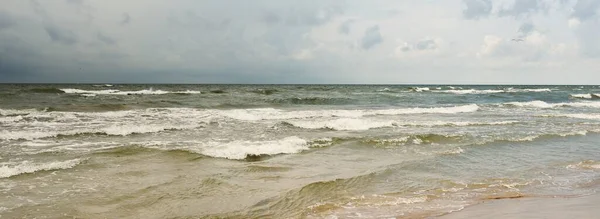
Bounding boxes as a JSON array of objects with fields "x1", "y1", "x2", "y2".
[{"x1": 1, "y1": 84, "x2": 600, "y2": 218}]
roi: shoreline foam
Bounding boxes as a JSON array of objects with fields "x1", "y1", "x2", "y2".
[{"x1": 438, "y1": 194, "x2": 600, "y2": 219}]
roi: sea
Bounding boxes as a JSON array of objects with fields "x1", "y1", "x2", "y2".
[{"x1": 1, "y1": 84, "x2": 599, "y2": 218}]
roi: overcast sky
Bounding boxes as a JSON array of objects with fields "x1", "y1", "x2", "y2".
[{"x1": 0, "y1": 0, "x2": 599, "y2": 84}]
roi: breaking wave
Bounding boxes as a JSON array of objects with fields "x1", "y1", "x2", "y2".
[
  {"x1": 60, "y1": 88, "x2": 201, "y2": 95},
  {"x1": 270, "y1": 97, "x2": 353, "y2": 105},
  {"x1": 0, "y1": 124, "x2": 200, "y2": 140},
  {"x1": 0, "y1": 159, "x2": 84, "y2": 178},
  {"x1": 503, "y1": 100, "x2": 600, "y2": 109},
  {"x1": 27, "y1": 87, "x2": 65, "y2": 94},
  {"x1": 283, "y1": 119, "x2": 517, "y2": 131},
  {"x1": 570, "y1": 93, "x2": 600, "y2": 99},
  {"x1": 436, "y1": 88, "x2": 551, "y2": 94}
]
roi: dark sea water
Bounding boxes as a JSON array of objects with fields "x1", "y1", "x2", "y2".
[{"x1": 1, "y1": 84, "x2": 600, "y2": 218}]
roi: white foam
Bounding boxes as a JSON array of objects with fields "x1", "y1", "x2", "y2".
[
  {"x1": 504, "y1": 100, "x2": 554, "y2": 108},
  {"x1": 438, "y1": 88, "x2": 551, "y2": 94},
  {"x1": 0, "y1": 108, "x2": 38, "y2": 116},
  {"x1": 561, "y1": 102, "x2": 600, "y2": 108},
  {"x1": 0, "y1": 115, "x2": 24, "y2": 123},
  {"x1": 520, "y1": 88, "x2": 552, "y2": 92},
  {"x1": 439, "y1": 89, "x2": 505, "y2": 94},
  {"x1": 287, "y1": 118, "x2": 396, "y2": 131},
  {"x1": 441, "y1": 147, "x2": 464, "y2": 155},
  {"x1": 0, "y1": 105, "x2": 478, "y2": 140},
  {"x1": 198, "y1": 136, "x2": 310, "y2": 160},
  {"x1": 0, "y1": 159, "x2": 83, "y2": 178},
  {"x1": 413, "y1": 87, "x2": 430, "y2": 92},
  {"x1": 505, "y1": 100, "x2": 600, "y2": 109},
  {"x1": 404, "y1": 120, "x2": 518, "y2": 127},
  {"x1": 561, "y1": 114, "x2": 600, "y2": 120},
  {"x1": 371, "y1": 104, "x2": 478, "y2": 115},
  {"x1": 218, "y1": 105, "x2": 478, "y2": 121},
  {"x1": 60, "y1": 88, "x2": 201, "y2": 95},
  {"x1": 286, "y1": 119, "x2": 515, "y2": 131},
  {"x1": 567, "y1": 160, "x2": 600, "y2": 170},
  {"x1": 571, "y1": 94, "x2": 592, "y2": 99},
  {"x1": 0, "y1": 124, "x2": 200, "y2": 140}
]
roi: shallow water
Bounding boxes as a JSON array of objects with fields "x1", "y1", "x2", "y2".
[{"x1": 1, "y1": 84, "x2": 600, "y2": 218}]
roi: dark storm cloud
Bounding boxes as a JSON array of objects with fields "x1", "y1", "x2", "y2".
[
  {"x1": 121, "y1": 13, "x2": 131, "y2": 25},
  {"x1": 97, "y1": 32, "x2": 116, "y2": 45},
  {"x1": 0, "y1": 36, "x2": 44, "y2": 82},
  {"x1": 572, "y1": 0, "x2": 600, "y2": 20},
  {"x1": 0, "y1": 11, "x2": 15, "y2": 30},
  {"x1": 361, "y1": 25, "x2": 382, "y2": 50},
  {"x1": 498, "y1": 0, "x2": 544, "y2": 18},
  {"x1": 44, "y1": 25, "x2": 77, "y2": 45},
  {"x1": 462, "y1": 0, "x2": 493, "y2": 19}
]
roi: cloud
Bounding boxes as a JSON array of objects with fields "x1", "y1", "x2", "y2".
[
  {"x1": 361, "y1": 25, "x2": 383, "y2": 50},
  {"x1": 394, "y1": 37, "x2": 445, "y2": 59},
  {"x1": 517, "y1": 22, "x2": 535, "y2": 37},
  {"x1": 261, "y1": 11, "x2": 280, "y2": 25},
  {"x1": 97, "y1": 33, "x2": 116, "y2": 45},
  {"x1": 66, "y1": 0, "x2": 83, "y2": 5},
  {"x1": 571, "y1": 0, "x2": 600, "y2": 21},
  {"x1": 574, "y1": 19, "x2": 600, "y2": 57},
  {"x1": 338, "y1": 19, "x2": 353, "y2": 34},
  {"x1": 44, "y1": 25, "x2": 77, "y2": 45},
  {"x1": 0, "y1": 0, "x2": 599, "y2": 84},
  {"x1": 121, "y1": 13, "x2": 131, "y2": 25},
  {"x1": 0, "y1": 11, "x2": 15, "y2": 30},
  {"x1": 498, "y1": 0, "x2": 545, "y2": 18},
  {"x1": 463, "y1": 0, "x2": 493, "y2": 19},
  {"x1": 261, "y1": 6, "x2": 343, "y2": 27}
]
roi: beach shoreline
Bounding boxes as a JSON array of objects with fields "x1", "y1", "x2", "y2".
[{"x1": 437, "y1": 193, "x2": 600, "y2": 219}]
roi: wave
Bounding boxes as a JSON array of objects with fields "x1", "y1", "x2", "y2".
[
  {"x1": 361, "y1": 134, "x2": 466, "y2": 146},
  {"x1": 503, "y1": 100, "x2": 600, "y2": 109},
  {"x1": 410, "y1": 87, "x2": 430, "y2": 92},
  {"x1": 436, "y1": 88, "x2": 551, "y2": 95},
  {"x1": 542, "y1": 113, "x2": 600, "y2": 121},
  {"x1": 92, "y1": 84, "x2": 113, "y2": 87},
  {"x1": 251, "y1": 89, "x2": 278, "y2": 95},
  {"x1": 283, "y1": 119, "x2": 396, "y2": 131},
  {"x1": 282, "y1": 119, "x2": 517, "y2": 131},
  {"x1": 131, "y1": 137, "x2": 338, "y2": 161},
  {"x1": 60, "y1": 88, "x2": 202, "y2": 95},
  {"x1": 439, "y1": 89, "x2": 505, "y2": 94},
  {"x1": 567, "y1": 160, "x2": 600, "y2": 170},
  {"x1": 0, "y1": 158, "x2": 84, "y2": 178},
  {"x1": 370, "y1": 104, "x2": 478, "y2": 115},
  {"x1": 0, "y1": 124, "x2": 200, "y2": 140},
  {"x1": 178, "y1": 136, "x2": 313, "y2": 160},
  {"x1": 218, "y1": 104, "x2": 478, "y2": 121},
  {"x1": 570, "y1": 93, "x2": 600, "y2": 99},
  {"x1": 27, "y1": 87, "x2": 65, "y2": 94},
  {"x1": 270, "y1": 97, "x2": 353, "y2": 105}
]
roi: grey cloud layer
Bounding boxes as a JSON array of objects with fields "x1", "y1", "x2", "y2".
[{"x1": 0, "y1": 0, "x2": 599, "y2": 83}]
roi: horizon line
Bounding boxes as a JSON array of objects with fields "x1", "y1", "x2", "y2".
[{"x1": 0, "y1": 83, "x2": 599, "y2": 86}]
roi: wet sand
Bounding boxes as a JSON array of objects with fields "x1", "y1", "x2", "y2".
[{"x1": 439, "y1": 194, "x2": 600, "y2": 219}]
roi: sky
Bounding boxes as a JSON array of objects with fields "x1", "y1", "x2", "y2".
[{"x1": 0, "y1": 0, "x2": 599, "y2": 84}]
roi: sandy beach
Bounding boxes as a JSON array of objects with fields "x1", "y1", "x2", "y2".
[{"x1": 439, "y1": 194, "x2": 600, "y2": 219}]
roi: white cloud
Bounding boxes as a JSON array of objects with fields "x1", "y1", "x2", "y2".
[{"x1": 0, "y1": 0, "x2": 599, "y2": 84}]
